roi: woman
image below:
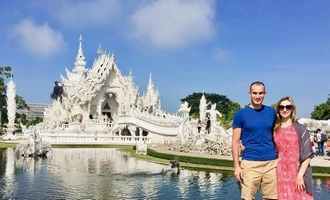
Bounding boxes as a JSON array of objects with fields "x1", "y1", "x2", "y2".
[{"x1": 274, "y1": 96, "x2": 313, "y2": 200}]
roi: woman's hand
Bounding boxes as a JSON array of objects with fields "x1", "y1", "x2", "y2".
[{"x1": 296, "y1": 174, "x2": 305, "y2": 192}]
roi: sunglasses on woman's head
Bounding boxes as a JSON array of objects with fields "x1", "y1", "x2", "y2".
[{"x1": 278, "y1": 105, "x2": 294, "y2": 111}]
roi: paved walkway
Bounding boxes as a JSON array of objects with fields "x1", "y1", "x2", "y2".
[{"x1": 311, "y1": 155, "x2": 330, "y2": 167}]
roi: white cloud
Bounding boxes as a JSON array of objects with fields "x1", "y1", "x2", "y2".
[
  {"x1": 12, "y1": 19, "x2": 65, "y2": 57},
  {"x1": 53, "y1": 0, "x2": 121, "y2": 28},
  {"x1": 131, "y1": 0, "x2": 216, "y2": 48}
]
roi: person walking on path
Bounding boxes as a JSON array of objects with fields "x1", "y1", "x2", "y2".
[
  {"x1": 206, "y1": 116, "x2": 211, "y2": 134},
  {"x1": 232, "y1": 81, "x2": 278, "y2": 200},
  {"x1": 316, "y1": 129, "x2": 326, "y2": 156},
  {"x1": 197, "y1": 120, "x2": 202, "y2": 133},
  {"x1": 274, "y1": 96, "x2": 313, "y2": 200}
]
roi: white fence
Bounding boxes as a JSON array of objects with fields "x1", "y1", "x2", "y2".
[{"x1": 41, "y1": 134, "x2": 150, "y2": 145}]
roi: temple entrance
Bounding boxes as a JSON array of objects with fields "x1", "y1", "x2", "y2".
[
  {"x1": 102, "y1": 102, "x2": 113, "y2": 121},
  {"x1": 100, "y1": 93, "x2": 119, "y2": 121}
]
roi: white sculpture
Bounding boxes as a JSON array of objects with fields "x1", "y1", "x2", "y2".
[
  {"x1": 4, "y1": 79, "x2": 16, "y2": 139},
  {"x1": 208, "y1": 103, "x2": 222, "y2": 133},
  {"x1": 178, "y1": 101, "x2": 191, "y2": 119},
  {"x1": 199, "y1": 94, "x2": 207, "y2": 122},
  {"x1": 15, "y1": 129, "x2": 51, "y2": 157}
]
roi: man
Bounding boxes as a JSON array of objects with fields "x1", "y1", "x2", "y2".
[
  {"x1": 206, "y1": 116, "x2": 211, "y2": 134},
  {"x1": 316, "y1": 128, "x2": 327, "y2": 156},
  {"x1": 320, "y1": 129, "x2": 328, "y2": 156},
  {"x1": 232, "y1": 81, "x2": 277, "y2": 200}
]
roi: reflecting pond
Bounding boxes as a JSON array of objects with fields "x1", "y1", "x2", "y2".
[{"x1": 0, "y1": 148, "x2": 330, "y2": 200}]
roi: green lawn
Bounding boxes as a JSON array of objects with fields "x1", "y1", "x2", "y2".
[{"x1": 0, "y1": 142, "x2": 17, "y2": 149}]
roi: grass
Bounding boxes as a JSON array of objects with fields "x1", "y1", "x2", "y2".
[
  {"x1": 146, "y1": 147, "x2": 330, "y2": 177},
  {"x1": 119, "y1": 147, "x2": 234, "y2": 175},
  {"x1": 0, "y1": 142, "x2": 17, "y2": 149}
]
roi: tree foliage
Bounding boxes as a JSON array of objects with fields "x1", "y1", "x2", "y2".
[
  {"x1": 181, "y1": 92, "x2": 240, "y2": 128},
  {"x1": 311, "y1": 97, "x2": 330, "y2": 120}
]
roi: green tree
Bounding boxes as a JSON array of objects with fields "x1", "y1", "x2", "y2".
[
  {"x1": 311, "y1": 97, "x2": 330, "y2": 120},
  {"x1": 16, "y1": 95, "x2": 28, "y2": 109},
  {"x1": 181, "y1": 92, "x2": 240, "y2": 128}
]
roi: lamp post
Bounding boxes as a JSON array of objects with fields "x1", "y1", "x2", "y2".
[{"x1": 0, "y1": 65, "x2": 12, "y2": 133}]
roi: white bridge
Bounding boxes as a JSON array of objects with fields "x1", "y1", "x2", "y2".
[
  {"x1": 41, "y1": 134, "x2": 150, "y2": 145},
  {"x1": 30, "y1": 112, "x2": 185, "y2": 145}
]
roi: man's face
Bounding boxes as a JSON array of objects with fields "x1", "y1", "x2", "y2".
[{"x1": 249, "y1": 84, "x2": 265, "y2": 106}]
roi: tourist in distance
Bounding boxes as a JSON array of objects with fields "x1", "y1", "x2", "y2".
[
  {"x1": 232, "y1": 81, "x2": 278, "y2": 200},
  {"x1": 206, "y1": 116, "x2": 211, "y2": 134},
  {"x1": 274, "y1": 96, "x2": 313, "y2": 199},
  {"x1": 197, "y1": 119, "x2": 202, "y2": 133},
  {"x1": 316, "y1": 128, "x2": 327, "y2": 156}
]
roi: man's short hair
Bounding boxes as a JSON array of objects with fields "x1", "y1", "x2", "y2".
[{"x1": 249, "y1": 81, "x2": 266, "y2": 92}]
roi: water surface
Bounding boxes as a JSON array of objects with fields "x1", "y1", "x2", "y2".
[{"x1": 0, "y1": 148, "x2": 329, "y2": 200}]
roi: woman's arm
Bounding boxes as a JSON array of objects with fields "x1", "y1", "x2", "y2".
[{"x1": 296, "y1": 157, "x2": 311, "y2": 192}]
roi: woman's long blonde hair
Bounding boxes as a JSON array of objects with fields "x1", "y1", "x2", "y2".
[{"x1": 274, "y1": 96, "x2": 297, "y2": 131}]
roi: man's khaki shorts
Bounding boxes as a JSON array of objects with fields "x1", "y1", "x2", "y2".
[{"x1": 240, "y1": 159, "x2": 277, "y2": 200}]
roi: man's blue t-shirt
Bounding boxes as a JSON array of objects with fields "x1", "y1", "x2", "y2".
[{"x1": 232, "y1": 105, "x2": 277, "y2": 161}]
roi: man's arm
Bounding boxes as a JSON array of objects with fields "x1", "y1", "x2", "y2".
[{"x1": 232, "y1": 127, "x2": 242, "y2": 182}]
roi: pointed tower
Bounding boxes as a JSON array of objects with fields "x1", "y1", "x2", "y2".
[
  {"x1": 199, "y1": 93, "x2": 207, "y2": 122},
  {"x1": 62, "y1": 34, "x2": 88, "y2": 99},
  {"x1": 73, "y1": 34, "x2": 87, "y2": 74},
  {"x1": 144, "y1": 73, "x2": 161, "y2": 112},
  {"x1": 147, "y1": 73, "x2": 156, "y2": 92},
  {"x1": 96, "y1": 44, "x2": 104, "y2": 56},
  {"x1": 127, "y1": 69, "x2": 133, "y2": 82}
]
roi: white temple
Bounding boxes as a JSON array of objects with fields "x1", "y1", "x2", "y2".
[
  {"x1": 26, "y1": 35, "x2": 183, "y2": 144},
  {"x1": 24, "y1": 35, "x2": 231, "y2": 154}
]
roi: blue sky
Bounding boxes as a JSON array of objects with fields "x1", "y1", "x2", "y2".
[{"x1": 0, "y1": 0, "x2": 329, "y2": 117}]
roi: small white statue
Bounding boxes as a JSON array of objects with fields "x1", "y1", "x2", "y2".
[
  {"x1": 178, "y1": 101, "x2": 191, "y2": 119},
  {"x1": 209, "y1": 103, "x2": 222, "y2": 123}
]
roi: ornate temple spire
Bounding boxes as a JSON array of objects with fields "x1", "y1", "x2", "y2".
[
  {"x1": 147, "y1": 73, "x2": 154, "y2": 91},
  {"x1": 73, "y1": 34, "x2": 86, "y2": 73},
  {"x1": 96, "y1": 43, "x2": 104, "y2": 56},
  {"x1": 143, "y1": 73, "x2": 161, "y2": 110},
  {"x1": 128, "y1": 69, "x2": 133, "y2": 81},
  {"x1": 199, "y1": 93, "x2": 207, "y2": 122}
]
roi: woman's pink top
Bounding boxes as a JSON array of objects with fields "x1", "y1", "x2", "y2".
[{"x1": 274, "y1": 125, "x2": 313, "y2": 200}]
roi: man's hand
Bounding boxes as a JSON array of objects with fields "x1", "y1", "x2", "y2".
[
  {"x1": 232, "y1": 127, "x2": 242, "y2": 183},
  {"x1": 234, "y1": 165, "x2": 243, "y2": 182}
]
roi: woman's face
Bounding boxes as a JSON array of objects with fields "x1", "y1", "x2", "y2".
[{"x1": 278, "y1": 99, "x2": 294, "y2": 120}]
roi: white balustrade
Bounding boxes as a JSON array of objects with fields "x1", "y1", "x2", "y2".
[{"x1": 41, "y1": 133, "x2": 150, "y2": 145}]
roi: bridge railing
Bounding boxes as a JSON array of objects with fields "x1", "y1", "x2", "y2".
[{"x1": 41, "y1": 134, "x2": 150, "y2": 145}]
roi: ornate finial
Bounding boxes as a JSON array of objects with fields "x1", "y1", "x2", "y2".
[
  {"x1": 149, "y1": 72, "x2": 152, "y2": 82},
  {"x1": 73, "y1": 34, "x2": 86, "y2": 73},
  {"x1": 97, "y1": 43, "x2": 104, "y2": 56},
  {"x1": 148, "y1": 73, "x2": 153, "y2": 90},
  {"x1": 127, "y1": 69, "x2": 133, "y2": 81}
]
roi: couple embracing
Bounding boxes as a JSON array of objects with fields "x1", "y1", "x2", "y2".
[{"x1": 232, "y1": 81, "x2": 313, "y2": 200}]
